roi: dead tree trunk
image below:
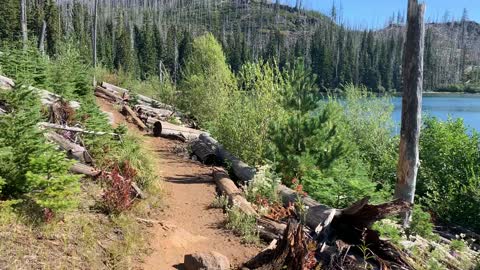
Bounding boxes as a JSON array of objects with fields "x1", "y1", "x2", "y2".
[
  {"x1": 21, "y1": 0, "x2": 28, "y2": 50},
  {"x1": 39, "y1": 20, "x2": 46, "y2": 54},
  {"x1": 92, "y1": 0, "x2": 98, "y2": 86},
  {"x1": 395, "y1": 0, "x2": 426, "y2": 226}
]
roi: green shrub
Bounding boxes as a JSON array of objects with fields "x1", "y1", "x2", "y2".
[
  {"x1": 225, "y1": 206, "x2": 259, "y2": 244},
  {"x1": 245, "y1": 166, "x2": 280, "y2": 204},
  {"x1": 409, "y1": 205, "x2": 437, "y2": 240},
  {"x1": 418, "y1": 117, "x2": 480, "y2": 231},
  {"x1": 179, "y1": 33, "x2": 236, "y2": 126},
  {"x1": 450, "y1": 239, "x2": 467, "y2": 252},
  {"x1": 209, "y1": 61, "x2": 285, "y2": 165},
  {"x1": 211, "y1": 195, "x2": 229, "y2": 209},
  {"x1": 372, "y1": 219, "x2": 402, "y2": 245}
]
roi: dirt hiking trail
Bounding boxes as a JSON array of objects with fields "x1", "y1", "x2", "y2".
[{"x1": 97, "y1": 99, "x2": 261, "y2": 269}]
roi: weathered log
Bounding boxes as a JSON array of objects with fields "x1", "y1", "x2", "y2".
[
  {"x1": 213, "y1": 169, "x2": 257, "y2": 216},
  {"x1": 101, "y1": 81, "x2": 175, "y2": 111},
  {"x1": 190, "y1": 140, "x2": 218, "y2": 165},
  {"x1": 45, "y1": 131, "x2": 92, "y2": 164},
  {"x1": 70, "y1": 163, "x2": 101, "y2": 177},
  {"x1": 199, "y1": 134, "x2": 255, "y2": 183},
  {"x1": 122, "y1": 105, "x2": 148, "y2": 130},
  {"x1": 38, "y1": 122, "x2": 118, "y2": 136},
  {"x1": 135, "y1": 104, "x2": 174, "y2": 119},
  {"x1": 257, "y1": 217, "x2": 287, "y2": 242},
  {"x1": 0, "y1": 75, "x2": 15, "y2": 90},
  {"x1": 95, "y1": 89, "x2": 117, "y2": 102},
  {"x1": 149, "y1": 119, "x2": 203, "y2": 140},
  {"x1": 95, "y1": 86, "x2": 123, "y2": 103},
  {"x1": 101, "y1": 81, "x2": 128, "y2": 96}
]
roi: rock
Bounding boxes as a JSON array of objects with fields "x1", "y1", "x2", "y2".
[{"x1": 184, "y1": 251, "x2": 230, "y2": 270}]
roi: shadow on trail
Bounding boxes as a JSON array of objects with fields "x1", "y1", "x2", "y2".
[{"x1": 164, "y1": 173, "x2": 213, "y2": 184}]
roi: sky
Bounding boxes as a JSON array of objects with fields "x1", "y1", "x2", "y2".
[{"x1": 286, "y1": 0, "x2": 480, "y2": 29}]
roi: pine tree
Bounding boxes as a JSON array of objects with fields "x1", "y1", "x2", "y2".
[{"x1": 0, "y1": 0, "x2": 20, "y2": 42}]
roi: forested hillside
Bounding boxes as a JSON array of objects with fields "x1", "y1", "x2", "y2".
[{"x1": 1, "y1": 0, "x2": 479, "y2": 92}]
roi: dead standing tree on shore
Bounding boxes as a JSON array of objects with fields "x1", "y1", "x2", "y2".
[{"x1": 395, "y1": 0, "x2": 425, "y2": 227}]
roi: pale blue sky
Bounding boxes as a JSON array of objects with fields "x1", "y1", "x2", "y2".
[{"x1": 285, "y1": 0, "x2": 480, "y2": 28}]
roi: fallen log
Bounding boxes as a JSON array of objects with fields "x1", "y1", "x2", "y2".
[
  {"x1": 70, "y1": 163, "x2": 101, "y2": 177},
  {"x1": 45, "y1": 131, "x2": 92, "y2": 164},
  {"x1": 256, "y1": 217, "x2": 287, "y2": 241},
  {"x1": 38, "y1": 122, "x2": 118, "y2": 136},
  {"x1": 190, "y1": 140, "x2": 218, "y2": 165},
  {"x1": 135, "y1": 104, "x2": 174, "y2": 119},
  {"x1": 101, "y1": 82, "x2": 128, "y2": 96},
  {"x1": 0, "y1": 75, "x2": 15, "y2": 89},
  {"x1": 95, "y1": 89, "x2": 117, "y2": 102},
  {"x1": 213, "y1": 169, "x2": 257, "y2": 216},
  {"x1": 122, "y1": 104, "x2": 148, "y2": 130},
  {"x1": 199, "y1": 134, "x2": 255, "y2": 183},
  {"x1": 101, "y1": 81, "x2": 175, "y2": 110},
  {"x1": 149, "y1": 119, "x2": 203, "y2": 140},
  {"x1": 95, "y1": 86, "x2": 123, "y2": 103}
]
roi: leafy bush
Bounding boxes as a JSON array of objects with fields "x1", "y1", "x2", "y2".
[
  {"x1": 372, "y1": 219, "x2": 402, "y2": 245},
  {"x1": 450, "y1": 239, "x2": 467, "y2": 252},
  {"x1": 409, "y1": 205, "x2": 437, "y2": 240},
  {"x1": 209, "y1": 61, "x2": 285, "y2": 165},
  {"x1": 179, "y1": 33, "x2": 236, "y2": 126},
  {"x1": 225, "y1": 206, "x2": 259, "y2": 244},
  {"x1": 418, "y1": 117, "x2": 480, "y2": 231},
  {"x1": 245, "y1": 166, "x2": 280, "y2": 204}
]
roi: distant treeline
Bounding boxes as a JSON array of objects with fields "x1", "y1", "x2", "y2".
[{"x1": 1, "y1": 0, "x2": 479, "y2": 92}]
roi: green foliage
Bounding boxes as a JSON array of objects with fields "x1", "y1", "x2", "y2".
[
  {"x1": 245, "y1": 166, "x2": 280, "y2": 204},
  {"x1": 0, "y1": 88, "x2": 79, "y2": 212},
  {"x1": 179, "y1": 33, "x2": 235, "y2": 126},
  {"x1": 209, "y1": 61, "x2": 285, "y2": 165},
  {"x1": 418, "y1": 117, "x2": 480, "y2": 231},
  {"x1": 339, "y1": 84, "x2": 397, "y2": 186},
  {"x1": 409, "y1": 205, "x2": 437, "y2": 240},
  {"x1": 450, "y1": 239, "x2": 467, "y2": 252},
  {"x1": 372, "y1": 219, "x2": 402, "y2": 245},
  {"x1": 225, "y1": 206, "x2": 259, "y2": 244},
  {"x1": 210, "y1": 195, "x2": 229, "y2": 209}
]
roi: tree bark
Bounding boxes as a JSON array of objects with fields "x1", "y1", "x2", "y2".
[
  {"x1": 199, "y1": 134, "x2": 255, "y2": 183},
  {"x1": 92, "y1": 0, "x2": 98, "y2": 87},
  {"x1": 39, "y1": 20, "x2": 46, "y2": 54},
  {"x1": 148, "y1": 119, "x2": 203, "y2": 140},
  {"x1": 122, "y1": 104, "x2": 148, "y2": 130},
  {"x1": 95, "y1": 86, "x2": 123, "y2": 103},
  {"x1": 395, "y1": 0, "x2": 425, "y2": 226},
  {"x1": 45, "y1": 131, "x2": 92, "y2": 164},
  {"x1": 70, "y1": 163, "x2": 101, "y2": 177},
  {"x1": 21, "y1": 0, "x2": 28, "y2": 50},
  {"x1": 38, "y1": 122, "x2": 118, "y2": 136},
  {"x1": 212, "y1": 169, "x2": 257, "y2": 216}
]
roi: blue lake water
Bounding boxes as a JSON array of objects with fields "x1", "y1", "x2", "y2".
[{"x1": 391, "y1": 94, "x2": 480, "y2": 133}]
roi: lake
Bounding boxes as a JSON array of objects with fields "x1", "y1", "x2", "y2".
[{"x1": 392, "y1": 94, "x2": 480, "y2": 133}]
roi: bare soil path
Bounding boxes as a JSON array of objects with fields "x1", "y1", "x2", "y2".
[{"x1": 96, "y1": 99, "x2": 261, "y2": 270}]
